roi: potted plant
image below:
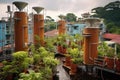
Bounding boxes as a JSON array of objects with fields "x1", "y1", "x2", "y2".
[
  {"x1": 40, "y1": 66, "x2": 53, "y2": 80},
  {"x1": 57, "y1": 41, "x2": 63, "y2": 53},
  {"x1": 64, "y1": 53, "x2": 72, "y2": 67},
  {"x1": 115, "y1": 53, "x2": 120, "y2": 72},
  {"x1": 43, "y1": 56, "x2": 59, "y2": 68},
  {"x1": 12, "y1": 51, "x2": 34, "y2": 73},
  {"x1": 19, "y1": 70, "x2": 42, "y2": 80},
  {"x1": 68, "y1": 48, "x2": 83, "y2": 74},
  {"x1": 97, "y1": 42, "x2": 107, "y2": 66},
  {"x1": 0, "y1": 61, "x2": 18, "y2": 80},
  {"x1": 105, "y1": 47, "x2": 115, "y2": 69},
  {"x1": 97, "y1": 42, "x2": 106, "y2": 57},
  {"x1": 44, "y1": 38, "x2": 55, "y2": 52},
  {"x1": 0, "y1": 51, "x2": 34, "y2": 80},
  {"x1": 62, "y1": 42, "x2": 67, "y2": 54}
]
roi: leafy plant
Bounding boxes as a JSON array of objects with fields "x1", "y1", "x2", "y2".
[
  {"x1": 12, "y1": 51, "x2": 33, "y2": 72},
  {"x1": 0, "y1": 61, "x2": 19, "y2": 80},
  {"x1": 40, "y1": 67, "x2": 53, "y2": 80},
  {"x1": 68, "y1": 48, "x2": 83, "y2": 64},
  {"x1": 105, "y1": 47, "x2": 115, "y2": 58},
  {"x1": 71, "y1": 58, "x2": 83, "y2": 64},
  {"x1": 43, "y1": 56, "x2": 59, "y2": 68},
  {"x1": 19, "y1": 70, "x2": 42, "y2": 80},
  {"x1": 97, "y1": 42, "x2": 115, "y2": 57}
]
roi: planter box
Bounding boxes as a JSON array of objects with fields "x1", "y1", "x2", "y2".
[
  {"x1": 115, "y1": 58, "x2": 120, "y2": 72},
  {"x1": 104, "y1": 57, "x2": 114, "y2": 70},
  {"x1": 70, "y1": 63, "x2": 77, "y2": 74},
  {"x1": 65, "y1": 56, "x2": 71, "y2": 67}
]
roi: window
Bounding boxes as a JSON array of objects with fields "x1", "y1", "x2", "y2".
[{"x1": 73, "y1": 26, "x2": 78, "y2": 30}]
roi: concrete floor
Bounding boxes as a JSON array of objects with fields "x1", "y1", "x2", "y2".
[{"x1": 56, "y1": 58, "x2": 71, "y2": 80}]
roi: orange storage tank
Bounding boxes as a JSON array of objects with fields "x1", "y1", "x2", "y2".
[
  {"x1": 58, "y1": 20, "x2": 66, "y2": 35},
  {"x1": 33, "y1": 14, "x2": 44, "y2": 46},
  {"x1": 14, "y1": 12, "x2": 28, "y2": 51},
  {"x1": 83, "y1": 27, "x2": 99, "y2": 65}
]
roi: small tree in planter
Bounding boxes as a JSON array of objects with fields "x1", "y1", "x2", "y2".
[
  {"x1": 64, "y1": 53, "x2": 72, "y2": 67},
  {"x1": 40, "y1": 66, "x2": 53, "y2": 80},
  {"x1": 0, "y1": 61, "x2": 18, "y2": 80},
  {"x1": 43, "y1": 56, "x2": 59, "y2": 80},
  {"x1": 97, "y1": 42, "x2": 106, "y2": 57},
  {"x1": 105, "y1": 47, "x2": 115, "y2": 69},
  {"x1": 74, "y1": 34, "x2": 83, "y2": 46},
  {"x1": 43, "y1": 56, "x2": 59, "y2": 68},
  {"x1": 98, "y1": 42, "x2": 115, "y2": 69},
  {"x1": 0, "y1": 51, "x2": 34, "y2": 80},
  {"x1": 68, "y1": 48, "x2": 83, "y2": 74},
  {"x1": 12, "y1": 51, "x2": 34, "y2": 73},
  {"x1": 62, "y1": 42, "x2": 67, "y2": 54},
  {"x1": 30, "y1": 45, "x2": 59, "y2": 80},
  {"x1": 44, "y1": 38, "x2": 56, "y2": 52},
  {"x1": 19, "y1": 70, "x2": 42, "y2": 80}
]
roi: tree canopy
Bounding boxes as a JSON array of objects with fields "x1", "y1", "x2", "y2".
[
  {"x1": 65, "y1": 13, "x2": 77, "y2": 22},
  {"x1": 91, "y1": 1, "x2": 120, "y2": 34}
]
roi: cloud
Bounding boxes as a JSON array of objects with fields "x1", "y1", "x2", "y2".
[{"x1": 0, "y1": 0, "x2": 118, "y2": 20}]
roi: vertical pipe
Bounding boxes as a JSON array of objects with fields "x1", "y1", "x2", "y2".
[
  {"x1": 33, "y1": 14, "x2": 44, "y2": 46},
  {"x1": 14, "y1": 12, "x2": 28, "y2": 51}
]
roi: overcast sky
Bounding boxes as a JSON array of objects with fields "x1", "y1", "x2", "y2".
[{"x1": 0, "y1": 0, "x2": 118, "y2": 20}]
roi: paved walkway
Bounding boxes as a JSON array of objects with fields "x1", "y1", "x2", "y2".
[{"x1": 56, "y1": 58, "x2": 71, "y2": 80}]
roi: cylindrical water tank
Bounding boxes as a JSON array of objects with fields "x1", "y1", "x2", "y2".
[
  {"x1": 83, "y1": 27, "x2": 99, "y2": 64},
  {"x1": 58, "y1": 20, "x2": 66, "y2": 35},
  {"x1": 14, "y1": 12, "x2": 28, "y2": 51},
  {"x1": 33, "y1": 14, "x2": 44, "y2": 46}
]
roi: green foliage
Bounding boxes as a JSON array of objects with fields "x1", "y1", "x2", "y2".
[
  {"x1": 68, "y1": 48, "x2": 83, "y2": 64},
  {"x1": 91, "y1": 1, "x2": 120, "y2": 34},
  {"x1": 28, "y1": 44, "x2": 59, "y2": 80},
  {"x1": 12, "y1": 51, "x2": 28, "y2": 61},
  {"x1": 40, "y1": 67, "x2": 52, "y2": 80},
  {"x1": 62, "y1": 43, "x2": 67, "y2": 48},
  {"x1": 58, "y1": 14, "x2": 65, "y2": 20},
  {"x1": 98, "y1": 42, "x2": 115, "y2": 57},
  {"x1": 71, "y1": 58, "x2": 83, "y2": 64},
  {"x1": 97, "y1": 42, "x2": 107, "y2": 56},
  {"x1": 12, "y1": 51, "x2": 33, "y2": 71},
  {"x1": 19, "y1": 70, "x2": 42, "y2": 80},
  {"x1": 44, "y1": 38, "x2": 55, "y2": 52},
  {"x1": 65, "y1": 13, "x2": 77, "y2": 22},
  {"x1": 117, "y1": 53, "x2": 120, "y2": 59},
  {"x1": 44, "y1": 19, "x2": 56, "y2": 32},
  {"x1": 117, "y1": 44, "x2": 120, "y2": 54},
  {"x1": 33, "y1": 54, "x2": 41, "y2": 64},
  {"x1": 43, "y1": 56, "x2": 59, "y2": 68},
  {"x1": 38, "y1": 47, "x2": 46, "y2": 52},
  {"x1": 71, "y1": 42, "x2": 78, "y2": 48}
]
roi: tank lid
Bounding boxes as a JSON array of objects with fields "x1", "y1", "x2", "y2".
[
  {"x1": 13, "y1": 1, "x2": 28, "y2": 11},
  {"x1": 84, "y1": 18, "x2": 101, "y2": 28},
  {"x1": 32, "y1": 7, "x2": 44, "y2": 14}
]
